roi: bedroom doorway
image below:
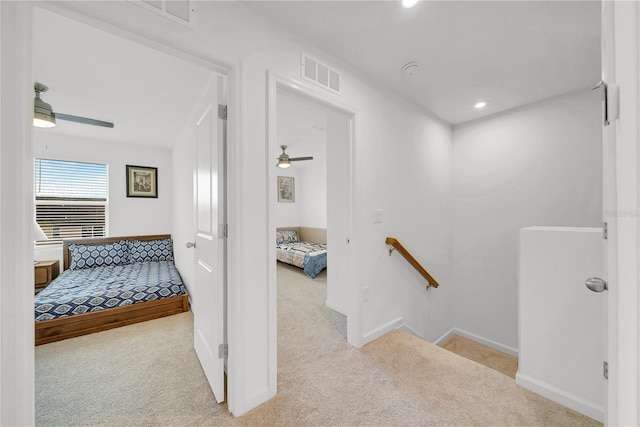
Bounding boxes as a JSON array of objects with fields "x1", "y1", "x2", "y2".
[
  {"x1": 30, "y1": 3, "x2": 233, "y2": 419},
  {"x1": 268, "y1": 73, "x2": 360, "y2": 366},
  {"x1": 275, "y1": 85, "x2": 353, "y2": 321}
]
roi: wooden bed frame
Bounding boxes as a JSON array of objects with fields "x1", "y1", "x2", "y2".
[{"x1": 35, "y1": 234, "x2": 189, "y2": 346}]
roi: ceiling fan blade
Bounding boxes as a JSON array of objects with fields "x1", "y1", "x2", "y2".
[
  {"x1": 290, "y1": 156, "x2": 313, "y2": 162},
  {"x1": 55, "y1": 113, "x2": 114, "y2": 128}
]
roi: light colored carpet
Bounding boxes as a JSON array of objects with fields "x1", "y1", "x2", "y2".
[
  {"x1": 36, "y1": 263, "x2": 601, "y2": 426},
  {"x1": 440, "y1": 334, "x2": 519, "y2": 378}
]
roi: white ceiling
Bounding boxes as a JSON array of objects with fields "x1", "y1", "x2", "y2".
[
  {"x1": 33, "y1": 1, "x2": 601, "y2": 151},
  {"x1": 244, "y1": 1, "x2": 601, "y2": 125},
  {"x1": 33, "y1": 7, "x2": 212, "y2": 149},
  {"x1": 277, "y1": 90, "x2": 327, "y2": 169}
]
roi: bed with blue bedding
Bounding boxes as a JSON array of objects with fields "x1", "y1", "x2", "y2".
[
  {"x1": 276, "y1": 228, "x2": 327, "y2": 279},
  {"x1": 35, "y1": 234, "x2": 189, "y2": 346}
]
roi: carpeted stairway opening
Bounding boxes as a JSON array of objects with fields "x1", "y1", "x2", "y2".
[{"x1": 440, "y1": 334, "x2": 519, "y2": 378}]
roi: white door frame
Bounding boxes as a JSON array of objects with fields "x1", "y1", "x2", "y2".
[
  {"x1": 266, "y1": 70, "x2": 362, "y2": 395},
  {"x1": 0, "y1": 2, "x2": 35, "y2": 425},
  {"x1": 605, "y1": 2, "x2": 640, "y2": 425}
]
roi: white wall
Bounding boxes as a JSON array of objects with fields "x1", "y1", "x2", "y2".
[
  {"x1": 275, "y1": 92, "x2": 327, "y2": 228},
  {"x1": 518, "y1": 226, "x2": 603, "y2": 422},
  {"x1": 359, "y1": 97, "x2": 454, "y2": 344},
  {"x1": 452, "y1": 89, "x2": 602, "y2": 351},
  {"x1": 33, "y1": 131, "x2": 173, "y2": 265},
  {"x1": 274, "y1": 167, "x2": 302, "y2": 227}
]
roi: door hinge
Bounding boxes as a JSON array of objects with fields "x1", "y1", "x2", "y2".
[
  {"x1": 592, "y1": 81, "x2": 619, "y2": 127},
  {"x1": 603, "y1": 361, "x2": 608, "y2": 380},
  {"x1": 218, "y1": 224, "x2": 228, "y2": 239},
  {"x1": 218, "y1": 343, "x2": 228, "y2": 359},
  {"x1": 603, "y1": 222, "x2": 608, "y2": 240},
  {"x1": 218, "y1": 104, "x2": 228, "y2": 120}
]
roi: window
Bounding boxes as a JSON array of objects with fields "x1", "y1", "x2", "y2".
[{"x1": 34, "y1": 159, "x2": 108, "y2": 245}]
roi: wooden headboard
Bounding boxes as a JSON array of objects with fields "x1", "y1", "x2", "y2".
[
  {"x1": 62, "y1": 234, "x2": 171, "y2": 271},
  {"x1": 276, "y1": 227, "x2": 327, "y2": 244}
]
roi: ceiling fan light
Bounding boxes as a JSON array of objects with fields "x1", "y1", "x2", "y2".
[
  {"x1": 474, "y1": 101, "x2": 487, "y2": 109},
  {"x1": 277, "y1": 159, "x2": 291, "y2": 168},
  {"x1": 401, "y1": 0, "x2": 419, "y2": 8},
  {"x1": 33, "y1": 95, "x2": 56, "y2": 128}
]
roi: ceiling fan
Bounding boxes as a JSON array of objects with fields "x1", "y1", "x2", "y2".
[
  {"x1": 277, "y1": 145, "x2": 313, "y2": 169},
  {"x1": 33, "y1": 82, "x2": 114, "y2": 129}
]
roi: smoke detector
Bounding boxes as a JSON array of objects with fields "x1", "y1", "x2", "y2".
[{"x1": 402, "y1": 62, "x2": 420, "y2": 76}]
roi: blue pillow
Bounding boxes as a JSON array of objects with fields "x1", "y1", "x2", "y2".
[
  {"x1": 129, "y1": 239, "x2": 174, "y2": 263},
  {"x1": 68, "y1": 241, "x2": 129, "y2": 270}
]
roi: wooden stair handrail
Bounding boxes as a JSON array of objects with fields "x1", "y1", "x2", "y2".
[{"x1": 385, "y1": 237, "x2": 440, "y2": 290}]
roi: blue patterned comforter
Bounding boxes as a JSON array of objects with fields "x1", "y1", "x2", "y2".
[
  {"x1": 276, "y1": 242, "x2": 327, "y2": 279},
  {"x1": 35, "y1": 261, "x2": 186, "y2": 321}
]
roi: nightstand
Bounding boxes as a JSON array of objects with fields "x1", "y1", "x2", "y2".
[{"x1": 34, "y1": 260, "x2": 59, "y2": 290}]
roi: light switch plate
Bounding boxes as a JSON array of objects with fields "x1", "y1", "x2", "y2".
[{"x1": 373, "y1": 209, "x2": 383, "y2": 223}]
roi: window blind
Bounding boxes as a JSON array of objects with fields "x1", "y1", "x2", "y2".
[{"x1": 34, "y1": 159, "x2": 108, "y2": 245}]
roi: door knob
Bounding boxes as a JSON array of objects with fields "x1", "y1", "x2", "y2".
[
  {"x1": 585, "y1": 277, "x2": 608, "y2": 292},
  {"x1": 186, "y1": 242, "x2": 196, "y2": 249}
]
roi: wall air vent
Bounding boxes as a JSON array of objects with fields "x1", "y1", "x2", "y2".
[
  {"x1": 301, "y1": 52, "x2": 341, "y2": 95},
  {"x1": 133, "y1": 0, "x2": 194, "y2": 27}
]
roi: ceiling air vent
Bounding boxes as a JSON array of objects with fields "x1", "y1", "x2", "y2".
[
  {"x1": 301, "y1": 52, "x2": 341, "y2": 95},
  {"x1": 141, "y1": 0, "x2": 161, "y2": 9},
  {"x1": 132, "y1": 0, "x2": 194, "y2": 27}
]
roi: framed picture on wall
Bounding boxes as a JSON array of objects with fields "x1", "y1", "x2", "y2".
[
  {"x1": 126, "y1": 165, "x2": 158, "y2": 198},
  {"x1": 277, "y1": 176, "x2": 295, "y2": 203}
]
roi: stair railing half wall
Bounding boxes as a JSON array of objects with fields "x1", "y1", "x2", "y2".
[{"x1": 385, "y1": 237, "x2": 440, "y2": 290}]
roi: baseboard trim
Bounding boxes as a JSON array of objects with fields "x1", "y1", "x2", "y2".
[
  {"x1": 445, "y1": 328, "x2": 519, "y2": 356},
  {"x1": 325, "y1": 299, "x2": 347, "y2": 316},
  {"x1": 515, "y1": 372, "x2": 603, "y2": 423},
  {"x1": 398, "y1": 324, "x2": 422, "y2": 339},
  {"x1": 434, "y1": 328, "x2": 455, "y2": 346},
  {"x1": 362, "y1": 317, "x2": 404, "y2": 345}
]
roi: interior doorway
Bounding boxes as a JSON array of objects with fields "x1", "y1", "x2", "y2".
[
  {"x1": 267, "y1": 74, "x2": 360, "y2": 393},
  {"x1": 31, "y1": 2, "x2": 232, "y2": 419},
  {"x1": 274, "y1": 89, "x2": 333, "y2": 319}
]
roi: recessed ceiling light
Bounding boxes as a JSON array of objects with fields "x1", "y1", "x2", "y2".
[
  {"x1": 401, "y1": 0, "x2": 419, "y2": 9},
  {"x1": 474, "y1": 101, "x2": 487, "y2": 109},
  {"x1": 402, "y1": 62, "x2": 420, "y2": 76}
]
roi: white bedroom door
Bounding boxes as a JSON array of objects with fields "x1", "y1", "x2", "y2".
[{"x1": 193, "y1": 74, "x2": 227, "y2": 404}]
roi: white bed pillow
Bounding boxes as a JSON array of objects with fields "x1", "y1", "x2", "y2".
[{"x1": 276, "y1": 229, "x2": 299, "y2": 244}]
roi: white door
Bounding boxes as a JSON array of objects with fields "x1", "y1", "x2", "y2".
[
  {"x1": 326, "y1": 109, "x2": 352, "y2": 317},
  {"x1": 193, "y1": 74, "x2": 227, "y2": 404}
]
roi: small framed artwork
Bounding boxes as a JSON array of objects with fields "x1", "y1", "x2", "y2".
[
  {"x1": 126, "y1": 165, "x2": 158, "y2": 198},
  {"x1": 277, "y1": 176, "x2": 295, "y2": 203}
]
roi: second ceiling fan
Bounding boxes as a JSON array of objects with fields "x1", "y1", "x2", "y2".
[
  {"x1": 33, "y1": 82, "x2": 115, "y2": 129},
  {"x1": 277, "y1": 145, "x2": 313, "y2": 169}
]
